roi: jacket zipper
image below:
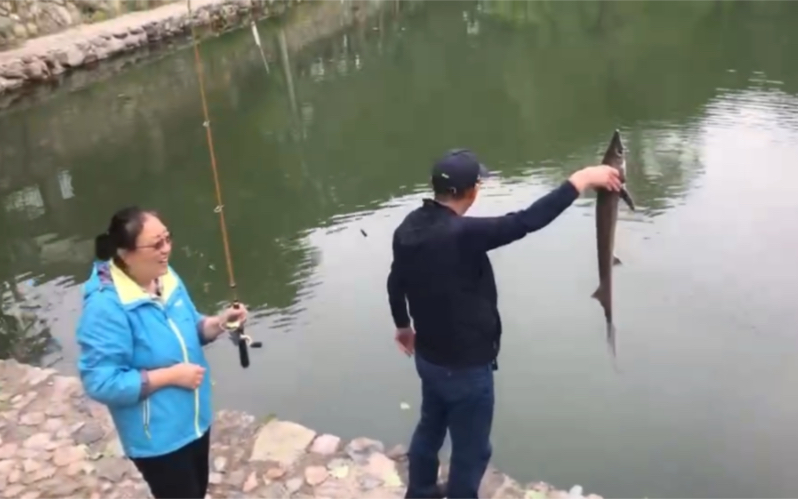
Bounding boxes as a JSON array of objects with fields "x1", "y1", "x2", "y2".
[
  {"x1": 148, "y1": 300, "x2": 201, "y2": 439},
  {"x1": 166, "y1": 317, "x2": 201, "y2": 438},
  {"x1": 142, "y1": 398, "x2": 151, "y2": 439}
]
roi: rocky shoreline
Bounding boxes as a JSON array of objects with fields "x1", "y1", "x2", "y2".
[
  {"x1": 0, "y1": 359, "x2": 603, "y2": 499},
  {"x1": 0, "y1": 0, "x2": 285, "y2": 96}
]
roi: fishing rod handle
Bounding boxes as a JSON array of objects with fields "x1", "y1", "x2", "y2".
[
  {"x1": 236, "y1": 326, "x2": 250, "y2": 369},
  {"x1": 225, "y1": 302, "x2": 250, "y2": 369}
]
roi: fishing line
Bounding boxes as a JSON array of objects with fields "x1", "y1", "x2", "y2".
[{"x1": 186, "y1": 0, "x2": 262, "y2": 368}]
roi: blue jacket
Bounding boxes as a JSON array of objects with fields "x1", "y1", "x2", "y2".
[{"x1": 76, "y1": 260, "x2": 213, "y2": 458}]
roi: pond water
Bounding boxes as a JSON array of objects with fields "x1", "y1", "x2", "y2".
[{"x1": 1, "y1": 1, "x2": 798, "y2": 497}]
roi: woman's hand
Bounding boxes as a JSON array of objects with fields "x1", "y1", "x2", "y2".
[
  {"x1": 199, "y1": 304, "x2": 250, "y2": 342},
  {"x1": 166, "y1": 363, "x2": 206, "y2": 390},
  {"x1": 218, "y1": 304, "x2": 248, "y2": 330}
]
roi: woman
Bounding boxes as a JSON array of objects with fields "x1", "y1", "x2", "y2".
[{"x1": 76, "y1": 206, "x2": 247, "y2": 499}]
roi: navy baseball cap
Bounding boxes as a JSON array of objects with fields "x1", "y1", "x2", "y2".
[{"x1": 431, "y1": 148, "x2": 492, "y2": 195}]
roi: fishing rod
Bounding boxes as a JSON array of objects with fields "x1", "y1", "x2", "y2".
[
  {"x1": 186, "y1": 0, "x2": 262, "y2": 368},
  {"x1": 250, "y1": 16, "x2": 270, "y2": 75}
]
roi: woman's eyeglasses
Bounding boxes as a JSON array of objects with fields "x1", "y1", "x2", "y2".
[{"x1": 138, "y1": 234, "x2": 172, "y2": 251}]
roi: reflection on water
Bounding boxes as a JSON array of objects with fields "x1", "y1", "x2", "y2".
[
  {"x1": 2, "y1": 0, "x2": 798, "y2": 497},
  {"x1": 0, "y1": 277, "x2": 66, "y2": 368}
]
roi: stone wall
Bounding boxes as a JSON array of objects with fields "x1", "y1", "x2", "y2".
[
  {"x1": 0, "y1": 359, "x2": 605, "y2": 499},
  {"x1": 0, "y1": 0, "x2": 289, "y2": 96},
  {"x1": 0, "y1": 0, "x2": 177, "y2": 48}
]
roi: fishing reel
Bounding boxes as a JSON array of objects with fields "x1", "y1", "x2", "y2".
[{"x1": 225, "y1": 302, "x2": 262, "y2": 369}]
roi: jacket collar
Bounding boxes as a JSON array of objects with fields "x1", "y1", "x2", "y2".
[
  {"x1": 109, "y1": 261, "x2": 179, "y2": 308},
  {"x1": 422, "y1": 198, "x2": 458, "y2": 215},
  {"x1": 87, "y1": 260, "x2": 179, "y2": 309}
]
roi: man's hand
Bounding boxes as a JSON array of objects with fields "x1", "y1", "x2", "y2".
[
  {"x1": 395, "y1": 327, "x2": 415, "y2": 356},
  {"x1": 569, "y1": 165, "x2": 622, "y2": 194}
]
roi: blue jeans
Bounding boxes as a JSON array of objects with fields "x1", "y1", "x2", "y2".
[{"x1": 405, "y1": 354, "x2": 495, "y2": 499}]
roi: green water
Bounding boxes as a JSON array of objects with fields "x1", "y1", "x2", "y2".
[{"x1": 2, "y1": 1, "x2": 798, "y2": 497}]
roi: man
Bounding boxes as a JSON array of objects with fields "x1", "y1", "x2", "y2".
[{"x1": 387, "y1": 149, "x2": 622, "y2": 499}]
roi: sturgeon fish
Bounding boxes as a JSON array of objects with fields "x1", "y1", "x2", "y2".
[{"x1": 592, "y1": 129, "x2": 635, "y2": 358}]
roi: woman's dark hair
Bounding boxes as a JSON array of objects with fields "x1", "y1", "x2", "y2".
[{"x1": 94, "y1": 206, "x2": 159, "y2": 266}]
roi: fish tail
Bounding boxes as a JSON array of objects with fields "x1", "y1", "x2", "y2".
[
  {"x1": 606, "y1": 322, "x2": 621, "y2": 374},
  {"x1": 606, "y1": 321, "x2": 616, "y2": 356}
]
